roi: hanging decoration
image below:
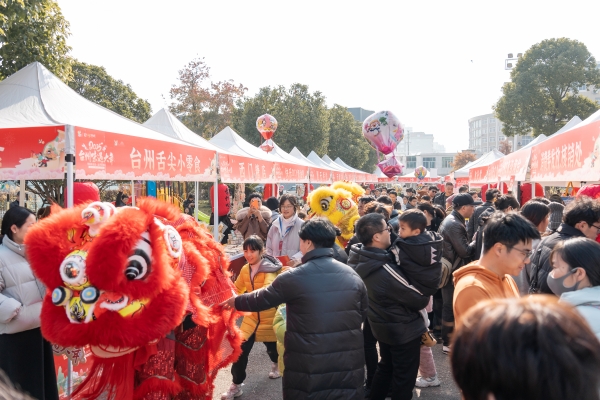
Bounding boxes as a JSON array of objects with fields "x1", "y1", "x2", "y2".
[
  {"x1": 257, "y1": 114, "x2": 278, "y2": 152},
  {"x1": 414, "y1": 166, "x2": 428, "y2": 181},
  {"x1": 362, "y1": 111, "x2": 404, "y2": 155},
  {"x1": 377, "y1": 155, "x2": 404, "y2": 178}
]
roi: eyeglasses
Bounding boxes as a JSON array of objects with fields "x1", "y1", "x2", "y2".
[
  {"x1": 510, "y1": 246, "x2": 533, "y2": 260},
  {"x1": 591, "y1": 224, "x2": 600, "y2": 231},
  {"x1": 281, "y1": 205, "x2": 295, "y2": 210},
  {"x1": 377, "y1": 225, "x2": 392, "y2": 234}
]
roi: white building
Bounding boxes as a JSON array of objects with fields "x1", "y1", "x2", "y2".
[
  {"x1": 468, "y1": 113, "x2": 534, "y2": 155},
  {"x1": 397, "y1": 152, "x2": 458, "y2": 177}
]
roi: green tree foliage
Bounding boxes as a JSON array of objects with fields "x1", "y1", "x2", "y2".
[
  {"x1": 170, "y1": 57, "x2": 247, "y2": 139},
  {"x1": 451, "y1": 152, "x2": 477, "y2": 172},
  {"x1": 68, "y1": 60, "x2": 152, "y2": 123},
  {"x1": 232, "y1": 84, "x2": 377, "y2": 171},
  {"x1": 494, "y1": 38, "x2": 600, "y2": 137},
  {"x1": 326, "y1": 104, "x2": 375, "y2": 170},
  {"x1": 0, "y1": 0, "x2": 71, "y2": 80}
]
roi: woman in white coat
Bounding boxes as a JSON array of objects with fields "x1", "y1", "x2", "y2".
[
  {"x1": 266, "y1": 194, "x2": 304, "y2": 266},
  {"x1": 0, "y1": 206, "x2": 58, "y2": 400},
  {"x1": 548, "y1": 237, "x2": 600, "y2": 340}
]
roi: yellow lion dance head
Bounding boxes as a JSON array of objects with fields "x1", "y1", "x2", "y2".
[
  {"x1": 307, "y1": 183, "x2": 359, "y2": 248},
  {"x1": 331, "y1": 181, "x2": 365, "y2": 204}
]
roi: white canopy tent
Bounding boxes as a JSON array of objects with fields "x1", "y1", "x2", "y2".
[{"x1": 454, "y1": 149, "x2": 505, "y2": 178}]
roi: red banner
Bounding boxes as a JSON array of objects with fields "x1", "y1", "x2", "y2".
[
  {"x1": 218, "y1": 154, "x2": 309, "y2": 183},
  {"x1": 331, "y1": 171, "x2": 345, "y2": 182},
  {"x1": 530, "y1": 121, "x2": 600, "y2": 183},
  {"x1": 469, "y1": 166, "x2": 488, "y2": 184},
  {"x1": 310, "y1": 168, "x2": 332, "y2": 183},
  {"x1": 0, "y1": 126, "x2": 66, "y2": 180},
  {"x1": 75, "y1": 127, "x2": 217, "y2": 181},
  {"x1": 485, "y1": 148, "x2": 530, "y2": 182}
]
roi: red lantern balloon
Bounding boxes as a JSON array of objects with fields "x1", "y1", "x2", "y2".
[
  {"x1": 256, "y1": 114, "x2": 278, "y2": 140},
  {"x1": 260, "y1": 139, "x2": 274, "y2": 153}
]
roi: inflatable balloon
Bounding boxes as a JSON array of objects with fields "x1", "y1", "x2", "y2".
[
  {"x1": 260, "y1": 139, "x2": 274, "y2": 153},
  {"x1": 362, "y1": 111, "x2": 403, "y2": 155},
  {"x1": 414, "y1": 166, "x2": 428, "y2": 181},
  {"x1": 378, "y1": 156, "x2": 404, "y2": 178},
  {"x1": 256, "y1": 114, "x2": 278, "y2": 140},
  {"x1": 576, "y1": 184, "x2": 598, "y2": 199},
  {"x1": 520, "y1": 183, "x2": 544, "y2": 205}
]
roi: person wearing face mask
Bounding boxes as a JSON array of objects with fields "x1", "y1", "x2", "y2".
[
  {"x1": 453, "y1": 212, "x2": 540, "y2": 327},
  {"x1": 516, "y1": 201, "x2": 551, "y2": 294},
  {"x1": 548, "y1": 237, "x2": 600, "y2": 339},
  {"x1": 266, "y1": 194, "x2": 304, "y2": 267},
  {"x1": 0, "y1": 206, "x2": 58, "y2": 400},
  {"x1": 220, "y1": 219, "x2": 367, "y2": 400},
  {"x1": 528, "y1": 197, "x2": 600, "y2": 294},
  {"x1": 221, "y1": 235, "x2": 283, "y2": 400}
]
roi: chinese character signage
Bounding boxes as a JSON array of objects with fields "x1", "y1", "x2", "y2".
[
  {"x1": 469, "y1": 166, "x2": 488, "y2": 184},
  {"x1": 75, "y1": 127, "x2": 216, "y2": 181},
  {"x1": 309, "y1": 168, "x2": 332, "y2": 184},
  {"x1": 218, "y1": 154, "x2": 310, "y2": 183},
  {"x1": 0, "y1": 126, "x2": 66, "y2": 180},
  {"x1": 530, "y1": 121, "x2": 600, "y2": 182}
]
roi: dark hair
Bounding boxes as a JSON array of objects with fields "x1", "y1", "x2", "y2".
[
  {"x1": 445, "y1": 182, "x2": 454, "y2": 187},
  {"x1": 376, "y1": 195, "x2": 393, "y2": 206},
  {"x1": 188, "y1": 194, "x2": 194, "y2": 199},
  {"x1": 406, "y1": 188, "x2": 416, "y2": 193},
  {"x1": 417, "y1": 202, "x2": 447, "y2": 221},
  {"x1": 364, "y1": 202, "x2": 391, "y2": 220},
  {"x1": 297, "y1": 211, "x2": 307, "y2": 219},
  {"x1": 278, "y1": 194, "x2": 297, "y2": 212},
  {"x1": 1, "y1": 206, "x2": 34, "y2": 241},
  {"x1": 421, "y1": 195, "x2": 431, "y2": 201},
  {"x1": 265, "y1": 196, "x2": 279, "y2": 211},
  {"x1": 408, "y1": 196, "x2": 417, "y2": 202},
  {"x1": 495, "y1": 195, "x2": 520, "y2": 211},
  {"x1": 243, "y1": 235, "x2": 264, "y2": 251},
  {"x1": 451, "y1": 296, "x2": 600, "y2": 400},
  {"x1": 298, "y1": 218, "x2": 337, "y2": 248},
  {"x1": 564, "y1": 197, "x2": 600, "y2": 227},
  {"x1": 36, "y1": 206, "x2": 51, "y2": 220},
  {"x1": 388, "y1": 190, "x2": 397, "y2": 196},
  {"x1": 459, "y1": 186, "x2": 469, "y2": 193},
  {"x1": 552, "y1": 237, "x2": 600, "y2": 286},
  {"x1": 521, "y1": 201, "x2": 550, "y2": 228},
  {"x1": 469, "y1": 190, "x2": 478, "y2": 197},
  {"x1": 355, "y1": 213, "x2": 386, "y2": 246},
  {"x1": 549, "y1": 194, "x2": 565, "y2": 205},
  {"x1": 247, "y1": 192, "x2": 262, "y2": 203},
  {"x1": 531, "y1": 196, "x2": 550, "y2": 205},
  {"x1": 358, "y1": 195, "x2": 376, "y2": 205},
  {"x1": 485, "y1": 189, "x2": 498, "y2": 202},
  {"x1": 429, "y1": 185, "x2": 439, "y2": 191},
  {"x1": 482, "y1": 211, "x2": 540, "y2": 254},
  {"x1": 399, "y1": 209, "x2": 427, "y2": 233}
]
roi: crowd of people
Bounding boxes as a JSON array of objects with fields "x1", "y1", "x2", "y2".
[
  {"x1": 2, "y1": 183, "x2": 600, "y2": 400},
  {"x1": 221, "y1": 183, "x2": 600, "y2": 400}
]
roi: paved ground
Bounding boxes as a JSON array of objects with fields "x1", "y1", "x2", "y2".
[{"x1": 212, "y1": 339, "x2": 460, "y2": 399}]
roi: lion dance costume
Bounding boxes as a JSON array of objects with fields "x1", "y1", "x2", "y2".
[
  {"x1": 307, "y1": 181, "x2": 363, "y2": 248},
  {"x1": 26, "y1": 198, "x2": 242, "y2": 399}
]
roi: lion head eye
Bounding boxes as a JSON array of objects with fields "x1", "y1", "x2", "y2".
[
  {"x1": 125, "y1": 234, "x2": 152, "y2": 281},
  {"x1": 320, "y1": 197, "x2": 332, "y2": 211}
]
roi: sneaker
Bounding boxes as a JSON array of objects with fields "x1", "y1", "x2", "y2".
[
  {"x1": 442, "y1": 345, "x2": 451, "y2": 355},
  {"x1": 415, "y1": 375, "x2": 441, "y2": 387},
  {"x1": 268, "y1": 362, "x2": 281, "y2": 379},
  {"x1": 221, "y1": 383, "x2": 243, "y2": 399}
]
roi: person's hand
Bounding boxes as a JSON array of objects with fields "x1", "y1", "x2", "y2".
[
  {"x1": 287, "y1": 259, "x2": 302, "y2": 268},
  {"x1": 219, "y1": 297, "x2": 236, "y2": 310}
]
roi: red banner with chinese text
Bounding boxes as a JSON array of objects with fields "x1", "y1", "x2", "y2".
[
  {"x1": 75, "y1": 127, "x2": 217, "y2": 181},
  {"x1": 331, "y1": 171, "x2": 345, "y2": 182},
  {"x1": 469, "y1": 166, "x2": 488, "y2": 184},
  {"x1": 485, "y1": 148, "x2": 530, "y2": 182},
  {"x1": 530, "y1": 121, "x2": 600, "y2": 183},
  {"x1": 309, "y1": 168, "x2": 332, "y2": 183},
  {"x1": 218, "y1": 154, "x2": 309, "y2": 183},
  {"x1": 0, "y1": 126, "x2": 66, "y2": 180}
]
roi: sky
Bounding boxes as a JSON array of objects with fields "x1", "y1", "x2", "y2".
[{"x1": 56, "y1": 0, "x2": 600, "y2": 153}]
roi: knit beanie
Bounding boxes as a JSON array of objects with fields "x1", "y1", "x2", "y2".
[{"x1": 548, "y1": 202, "x2": 565, "y2": 231}]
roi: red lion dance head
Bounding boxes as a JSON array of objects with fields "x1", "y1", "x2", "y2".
[{"x1": 27, "y1": 198, "x2": 241, "y2": 399}]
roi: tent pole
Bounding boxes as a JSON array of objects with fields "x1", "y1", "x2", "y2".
[
  {"x1": 194, "y1": 181, "x2": 199, "y2": 222},
  {"x1": 66, "y1": 154, "x2": 74, "y2": 208},
  {"x1": 213, "y1": 153, "x2": 219, "y2": 241},
  {"x1": 19, "y1": 180, "x2": 25, "y2": 207},
  {"x1": 131, "y1": 180, "x2": 135, "y2": 207}
]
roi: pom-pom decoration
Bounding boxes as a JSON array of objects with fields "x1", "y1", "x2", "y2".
[
  {"x1": 414, "y1": 166, "x2": 428, "y2": 181},
  {"x1": 256, "y1": 114, "x2": 278, "y2": 140},
  {"x1": 362, "y1": 111, "x2": 403, "y2": 155},
  {"x1": 378, "y1": 156, "x2": 404, "y2": 178}
]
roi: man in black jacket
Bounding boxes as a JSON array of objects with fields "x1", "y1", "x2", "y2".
[
  {"x1": 528, "y1": 197, "x2": 600, "y2": 294},
  {"x1": 467, "y1": 189, "x2": 498, "y2": 241},
  {"x1": 348, "y1": 213, "x2": 430, "y2": 400},
  {"x1": 433, "y1": 182, "x2": 454, "y2": 208},
  {"x1": 221, "y1": 219, "x2": 367, "y2": 400},
  {"x1": 437, "y1": 193, "x2": 480, "y2": 353}
]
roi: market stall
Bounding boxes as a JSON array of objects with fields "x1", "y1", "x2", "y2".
[
  {"x1": 289, "y1": 147, "x2": 333, "y2": 184},
  {"x1": 454, "y1": 150, "x2": 504, "y2": 188}
]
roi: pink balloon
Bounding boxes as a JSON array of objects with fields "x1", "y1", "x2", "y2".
[
  {"x1": 256, "y1": 114, "x2": 278, "y2": 140},
  {"x1": 362, "y1": 111, "x2": 404, "y2": 155},
  {"x1": 378, "y1": 156, "x2": 404, "y2": 178}
]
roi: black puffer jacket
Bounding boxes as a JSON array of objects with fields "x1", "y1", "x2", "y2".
[
  {"x1": 467, "y1": 201, "x2": 495, "y2": 241},
  {"x1": 438, "y1": 210, "x2": 476, "y2": 267},
  {"x1": 527, "y1": 223, "x2": 585, "y2": 294},
  {"x1": 348, "y1": 244, "x2": 429, "y2": 346},
  {"x1": 390, "y1": 231, "x2": 443, "y2": 296},
  {"x1": 235, "y1": 248, "x2": 367, "y2": 400}
]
